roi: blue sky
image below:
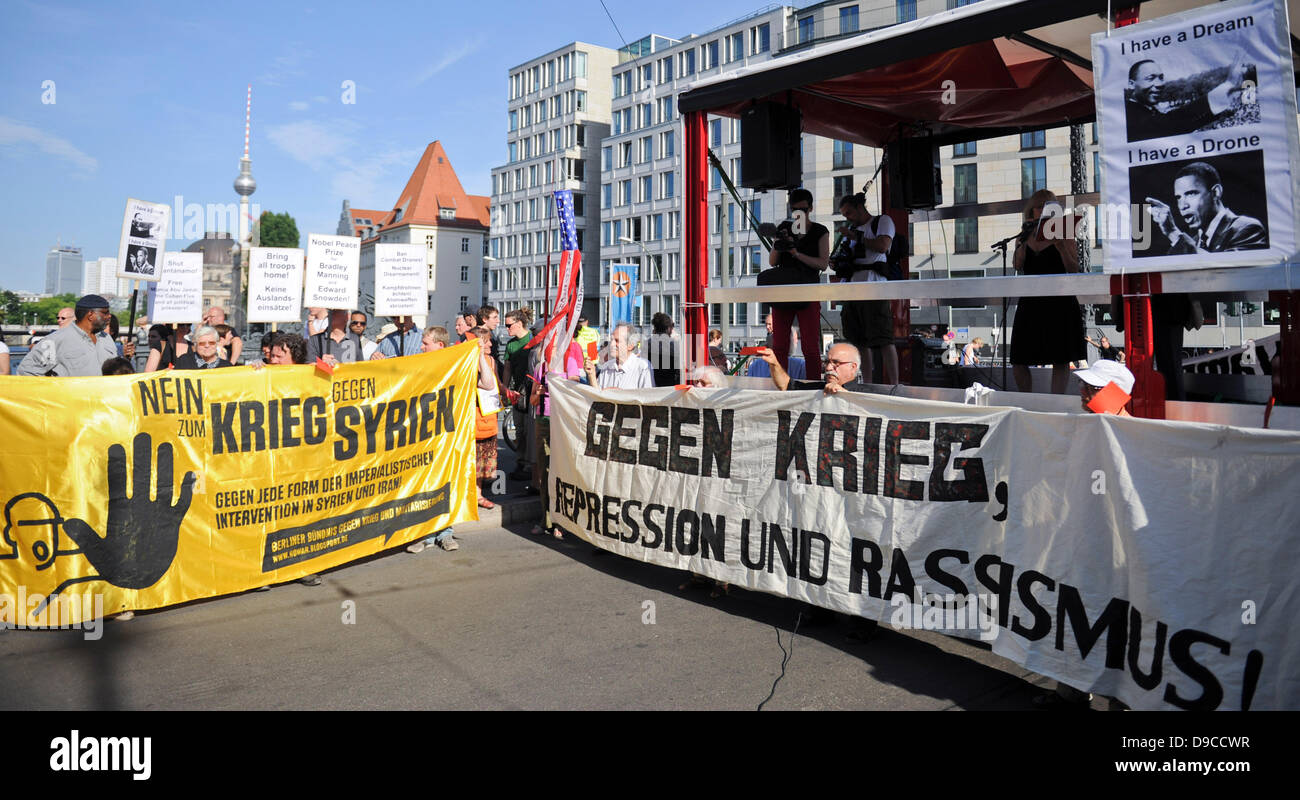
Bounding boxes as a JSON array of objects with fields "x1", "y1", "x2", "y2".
[{"x1": 0, "y1": 0, "x2": 767, "y2": 293}]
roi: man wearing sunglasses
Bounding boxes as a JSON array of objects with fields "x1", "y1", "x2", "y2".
[{"x1": 18, "y1": 295, "x2": 120, "y2": 376}]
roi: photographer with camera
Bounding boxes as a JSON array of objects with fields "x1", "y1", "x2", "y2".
[
  {"x1": 835, "y1": 192, "x2": 899, "y2": 385},
  {"x1": 759, "y1": 188, "x2": 828, "y2": 378}
]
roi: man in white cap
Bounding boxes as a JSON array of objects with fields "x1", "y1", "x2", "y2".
[{"x1": 1073, "y1": 359, "x2": 1135, "y2": 416}]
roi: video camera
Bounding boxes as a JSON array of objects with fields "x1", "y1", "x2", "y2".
[{"x1": 759, "y1": 219, "x2": 798, "y2": 252}]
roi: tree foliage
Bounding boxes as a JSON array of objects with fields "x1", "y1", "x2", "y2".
[{"x1": 259, "y1": 211, "x2": 300, "y2": 248}]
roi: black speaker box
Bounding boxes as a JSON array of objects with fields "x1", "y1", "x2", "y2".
[
  {"x1": 739, "y1": 102, "x2": 801, "y2": 190},
  {"x1": 887, "y1": 137, "x2": 942, "y2": 209}
]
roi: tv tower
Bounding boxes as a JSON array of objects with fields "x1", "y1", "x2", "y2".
[{"x1": 231, "y1": 85, "x2": 257, "y2": 333}]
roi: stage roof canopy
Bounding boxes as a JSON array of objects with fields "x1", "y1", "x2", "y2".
[{"x1": 677, "y1": 0, "x2": 1300, "y2": 148}]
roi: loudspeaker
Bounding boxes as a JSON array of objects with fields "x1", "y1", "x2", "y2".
[
  {"x1": 887, "y1": 137, "x2": 942, "y2": 209},
  {"x1": 740, "y1": 102, "x2": 801, "y2": 190}
]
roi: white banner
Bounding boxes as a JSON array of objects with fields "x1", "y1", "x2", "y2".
[
  {"x1": 246, "y1": 247, "x2": 305, "y2": 323},
  {"x1": 1093, "y1": 0, "x2": 1299, "y2": 272},
  {"x1": 151, "y1": 251, "x2": 203, "y2": 323},
  {"x1": 115, "y1": 198, "x2": 171, "y2": 283},
  {"x1": 548, "y1": 380, "x2": 1300, "y2": 710},
  {"x1": 374, "y1": 243, "x2": 427, "y2": 317},
  {"x1": 304, "y1": 233, "x2": 360, "y2": 310}
]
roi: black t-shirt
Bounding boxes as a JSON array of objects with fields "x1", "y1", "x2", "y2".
[{"x1": 777, "y1": 221, "x2": 830, "y2": 276}]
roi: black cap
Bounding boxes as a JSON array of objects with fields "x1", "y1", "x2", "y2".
[{"x1": 75, "y1": 294, "x2": 110, "y2": 312}]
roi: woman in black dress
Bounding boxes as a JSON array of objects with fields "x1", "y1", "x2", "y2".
[{"x1": 1011, "y1": 189, "x2": 1085, "y2": 394}]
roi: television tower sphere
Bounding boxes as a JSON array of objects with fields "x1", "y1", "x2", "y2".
[{"x1": 234, "y1": 166, "x2": 256, "y2": 196}]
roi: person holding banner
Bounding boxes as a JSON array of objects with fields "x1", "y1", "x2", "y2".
[
  {"x1": 174, "y1": 326, "x2": 232, "y2": 370},
  {"x1": 307, "y1": 309, "x2": 359, "y2": 366},
  {"x1": 757, "y1": 341, "x2": 864, "y2": 395},
  {"x1": 406, "y1": 326, "x2": 461, "y2": 553},
  {"x1": 471, "y1": 326, "x2": 503, "y2": 510},
  {"x1": 203, "y1": 307, "x2": 242, "y2": 364},
  {"x1": 17, "y1": 295, "x2": 119, "y2": 377}
]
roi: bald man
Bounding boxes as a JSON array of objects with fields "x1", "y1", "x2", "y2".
[{"x1": 758, "y1": 341, "x2": 864, "y2": 394}]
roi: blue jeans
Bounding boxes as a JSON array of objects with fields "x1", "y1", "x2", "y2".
[{"x1": 423, "y1": 527, "x2": 454, "y2": 546}]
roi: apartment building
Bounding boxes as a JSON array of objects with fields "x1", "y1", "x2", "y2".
[{"x1": 487, "y1": 43, "x2": 620, "y2": 323}]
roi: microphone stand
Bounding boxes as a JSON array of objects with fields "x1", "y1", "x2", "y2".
[{"x1": 990, "y1": 231, "x2": 1022, "y2": 392}]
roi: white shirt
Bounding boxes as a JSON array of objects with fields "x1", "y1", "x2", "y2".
[
  {"x1": 597, "y1": 355, "x2": 655, "y2": 389},
  {"x1": 850, "y1": 215, "x2": 894, "y2": 283}
]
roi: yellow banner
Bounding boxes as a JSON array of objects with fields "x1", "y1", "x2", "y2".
[{"x1": 0, "y1": 341, "x2": 481, "y2": 626}]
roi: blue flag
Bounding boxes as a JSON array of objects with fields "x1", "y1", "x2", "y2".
[{"x1": 608, "y1": 262, "x2": 639, "y2": 326}]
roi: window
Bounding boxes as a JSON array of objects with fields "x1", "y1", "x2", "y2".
[
  {"x1": 711, "y1": 165, "x2": 721, "y2": 190},
  {"x1": 1020, "y1": 130, "x2": 1045, "y2": 150},
  {"x1": 681, "y1": 49, "x2": 696, "y2": 76},
  {"x1": 639, "y1": 103, "x2": 652, "y2": 129},
  {"x1": 575, "y1": 90, "x2": 586, "y2": 111},
  {"x1": 730, "y1": 303, "x2": 748, "y2": 326},
  {"x1": 833, "y1": 176, "x2": 854, "y2": 204},
  {"x1": 798, "y1": 16, "x2": 814, "y2": 43},
  {"x1": 1093, "y1": 151, "x2": 1101, "y2": 193},
  {"x1": 602, "y1": 184, "x2": 612, "y2": 209},
  {"x1": 460, "y1": 265, "x2": 470, "y2": 282},
  {"x1": 953, "y1": 164, "x2": 977, "y2": 204},
  {"x1": 651, "y1": 214, "x2": 663, "y2": 241},
  {"x1": 613, "y1": 71, "x2": 630, "y2": 98},
  {"x1": 658, "y1": 56, "x2": 673, "y2": 83},
  {"x1": 954, "y1": 218, "x2": 978, "y2": 253},
  {"x1": 573, "y1": 194, "x2": 584, "y2": 217},
  {"x1": 508, "y1": 141, "x2": 518, "y2": 162},
  {"x1": 953, "y1": 140, "x2": 976, "y2": 157},
  {"x1": 710, "y1": 304, "x2": 722, "y2": 326},
  {"x1": 710, "y1": 119, "x2": 722, "y2": 147},
  {"x1": 751, "y1": 23, "x2": 770, "y2": 54},
  {"x1": 832, "y1": 140, "x2": 853, "y2": 170},
  {"x1": 620, "y1": 141, "x2": 632, "y2": 166},
  {"x1": 576, "y1": 51, "x2": 587, "y2": 78},
  {"x1": 840, "y1": 6, "x2": 859, "y2": 35},
  {"x1": 726, "y1": 32, "x2": 743, "y2": 63},
  {"x1": 660, "y1": 130, "x2": 675, "y2": 157},
  {"x1": 461, "y1": 237, "x2": 470, "y2": 253},
  {"x1": 640, "y1": 64, "x2": 653, "y2": 90},
  {"x1": 602, "y1": 146, "x2": 612, "y2": 171},
  {"x1": 1021, "y1": 157, "x2": 1047, "y2": 198},
  {"x1": 658, "y1": 96, "x2": 673, "y2": 124},
  {"x1": 619, "y1": 179, "x2": 632, "y2": 205},
  {"x1": 897, "y1": 0, "x2": 917, "y2": 22},
  {"x1": 703, "y1": 40, "x2": 719, "y2": 70},
  {"x1": 661, "y1": 171, "x2": 675, "y2": 199},
  {"x1": 640, "y1": 175, "x2": 653, "y2": 203}
]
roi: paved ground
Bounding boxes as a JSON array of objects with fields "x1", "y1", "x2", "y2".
[{"x1": 0, "y1": 443, "x2": 1095, "y2": 711}]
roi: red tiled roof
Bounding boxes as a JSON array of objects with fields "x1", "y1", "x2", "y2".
[
  {"x1": 347, "y1": 207, "x2": 388, "y2": 238},
  {"x1": 384, "y1": 141, "x2": 488, "y2": 232}
]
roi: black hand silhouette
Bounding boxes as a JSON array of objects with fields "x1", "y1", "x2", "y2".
[{"x1": 61, "y1": 432, "x2": 196, "y2": 590}]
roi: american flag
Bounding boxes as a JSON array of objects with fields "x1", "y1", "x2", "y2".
[{"x1": 527, "y1": 190, "x2": 583, "y2": 370}]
